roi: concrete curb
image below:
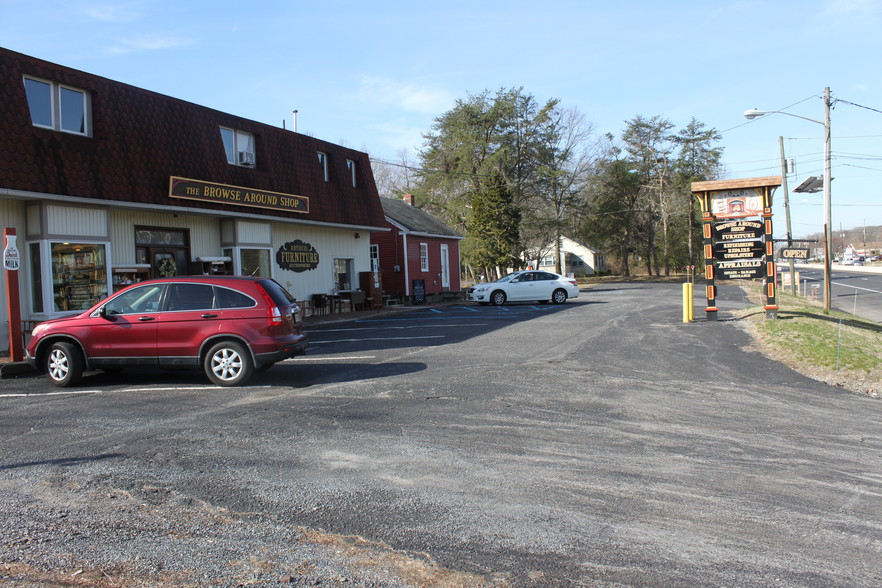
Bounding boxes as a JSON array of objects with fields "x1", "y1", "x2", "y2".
[{"x1": 0, "y1": 360, "x2": 35, "y2": 378}]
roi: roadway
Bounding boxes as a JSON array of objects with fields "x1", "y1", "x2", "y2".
[{"x1": 785, "y1": 263, "x2": 882, "y2": 322}]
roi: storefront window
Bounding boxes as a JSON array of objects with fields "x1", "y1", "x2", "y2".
[
  {"x1": 334, "y1": 258, "x2": 353, "y2": 292},
  {"x1": 51, "y1": 242, "x2": 107, "y2": 312},
  {"x1": 240, "y1": 248, "x2": 271, "y2": 277}
]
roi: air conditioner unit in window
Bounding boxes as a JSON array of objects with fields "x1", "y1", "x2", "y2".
[{"x1": 238, "y1": 151, "x2": 254, "y2": 166}]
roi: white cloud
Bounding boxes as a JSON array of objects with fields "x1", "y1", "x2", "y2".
[
  {"x1": 816, "y1": 0, "x2": 879, "y2": 29},
  {"x1": 822, "y1": 0, "x2": 877, "y2": 17},
  {"x1": 106, "y1": 34, "x2": 193, "y2": 54},
  {"x1": 355, "y1": 77, "x2": 453, "y2": 115},
  {"x1": 82, "y1": 2, "x2": 143, "y2": 23}
]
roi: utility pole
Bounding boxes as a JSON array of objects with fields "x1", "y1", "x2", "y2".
[
  {"x1": 779, "y1": 136, "x2": 796, "y2": 295},
  {"x1": 822, "y1": 86, "x2": 832, "y2": 311}
]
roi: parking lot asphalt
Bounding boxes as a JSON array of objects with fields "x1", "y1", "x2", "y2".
[{"x1": 1, "y1": 281, "x2": 881, "y2": 586}]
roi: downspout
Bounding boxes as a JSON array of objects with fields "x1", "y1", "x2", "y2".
[{"x1": 402, "y1": 232, "x2": 410, "y2": 296}]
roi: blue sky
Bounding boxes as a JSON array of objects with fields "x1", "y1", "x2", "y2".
[{"x1": 2, "y1": 0, "x2": 880, "y2": 239}]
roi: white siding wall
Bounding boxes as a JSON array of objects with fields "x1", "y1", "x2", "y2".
[
  {"x1": 26, "y1": 205, "x2": 41, "y2": 238},
  {"x1": 46, "y1": 205, "x2": 107, "y2": 238},
  {"x1": 109, "y1": 210, "x2": 221, "y2": 265},
  {"x1": 271, "y1": 225, "x2": 370, "y2": 302},
  {"x1": 237, "y1": 221, "x2": 271, "y2": 245}
]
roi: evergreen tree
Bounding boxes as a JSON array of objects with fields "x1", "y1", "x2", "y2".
[{"x1": 467, "y1": 173, "x2": 521, "y2": 279}]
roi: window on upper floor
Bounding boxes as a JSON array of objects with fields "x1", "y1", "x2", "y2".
[
  {"x1": 346, "y1": 159, "x2": 356, "y2": 187},
  {"x1": 220, "y1": 127, "x2": 255, "y2": 166},
  {"x1": 24, "y1": 76, "x2": 91, "y2": 136},
  {"x1": 317, "y1": 151, "x2": 329, "y2": 182}
]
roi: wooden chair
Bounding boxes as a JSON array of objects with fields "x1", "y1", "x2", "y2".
[
  {"x1": 330, "y1": 294, "x2": 347, "y2": 314},
  {"x1": 298, "y1": 299, "x2": 313, "y2": 319},
  {"x1": 349, "y1": 291, "x2": 366, "y2": 311},
  {"x1": 312, "y1": 294, "x2": 329, "y2": 315}
]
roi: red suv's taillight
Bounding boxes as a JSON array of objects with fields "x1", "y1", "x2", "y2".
[{"x1": 257, "y1": 286, "x2": 283, "y2": 325}]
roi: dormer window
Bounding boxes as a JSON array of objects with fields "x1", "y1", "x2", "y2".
[
  {"x1": 24, "y1": 76, "x2": 90, "y2": 135},
  {"x1": 220, "y1": 127, "x2": 255, "y2": 167},
  {"x1": 346, "y1": 159, "x2": 356, "y2": 187},
  {"x1": 317, "y1": 151, "x2": 328, "y2": 182}
]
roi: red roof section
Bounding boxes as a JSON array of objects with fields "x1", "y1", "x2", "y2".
[{"x1": 0, "y1": 48, "x2": 387, "y2": 228}]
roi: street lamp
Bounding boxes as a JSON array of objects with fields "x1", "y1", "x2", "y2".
[{"x1": 743, "y1": 87, "x2": 833, "y2": 310}]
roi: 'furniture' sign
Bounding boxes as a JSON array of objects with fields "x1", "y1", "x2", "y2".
[{"x1": 276, "y1": 240, "x2": 319, "y2": 272}]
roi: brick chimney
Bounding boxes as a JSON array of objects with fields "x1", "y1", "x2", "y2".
[{"x1": 402, "y1": 193, "x2": 415, "y2": 206}]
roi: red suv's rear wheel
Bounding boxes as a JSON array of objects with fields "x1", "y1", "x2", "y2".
[{"x1": 204, "y1": 341, "x2": 253, "y2": 386}]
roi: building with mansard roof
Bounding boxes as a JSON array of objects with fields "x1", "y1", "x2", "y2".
[{"x1": 0, "y1": 48, "x2": 388, "y2": 352}]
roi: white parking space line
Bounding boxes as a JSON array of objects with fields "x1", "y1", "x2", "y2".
[
  {"x1": 0, "y1": 389, "x2": 102, "y2": 398},
  {"x1": 119, "y1": 386, "x2": 228, "y2": 392},
  {"x1": 309, "y1": 324, "x2": 486, "y2": 333},
  {"x1": 309, "y1": 335, "x2": 445, "y2": 344},
  {"x1": 285, "y1": 356, "x2": 376, "y2": 362},
  {"x1": 832, "y1": 281, "x2": 882, "y2": 294}
]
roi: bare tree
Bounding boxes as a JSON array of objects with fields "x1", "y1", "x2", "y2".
[{"x1": 370, "y1": 148, "x2": 416, "y2": 199}]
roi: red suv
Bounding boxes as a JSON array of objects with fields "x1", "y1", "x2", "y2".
[{"x1": 26, "y1": 276, "x2": 308, "y2": 387}]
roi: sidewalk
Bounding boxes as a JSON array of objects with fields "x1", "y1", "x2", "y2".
[{"x1": 796, "y1": 262, "x2": 882, "y2": 274}]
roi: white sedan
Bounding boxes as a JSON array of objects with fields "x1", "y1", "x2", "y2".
[{"x1": 467, "y1": 270, "x2": 580, "y2": 306}]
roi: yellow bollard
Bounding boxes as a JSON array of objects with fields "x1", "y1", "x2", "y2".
[
  {"x1": 682, "y1": 282, "x2": 694, "y2": 323},
  {"x1": 688, "y1": 282, "x2": 694, "y2": 321}
]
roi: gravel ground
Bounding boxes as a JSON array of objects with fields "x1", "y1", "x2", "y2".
[{"x1": 1, "y1": 469, "x2": 501, "y2": 587}]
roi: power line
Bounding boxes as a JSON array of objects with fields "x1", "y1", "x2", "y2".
[{"x1": 836, "y1": 99, "x2": 882, "y2": 116}]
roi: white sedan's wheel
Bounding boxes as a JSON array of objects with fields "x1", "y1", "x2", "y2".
[{"x1": 552, "y1": 289, "x2": 568, "y2": 304}]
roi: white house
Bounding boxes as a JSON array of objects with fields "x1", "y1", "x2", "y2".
[{"x1": 532, "y1": 236, "x2": 604, "y2": 277}]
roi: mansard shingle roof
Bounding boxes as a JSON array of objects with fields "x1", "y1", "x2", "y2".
[{"x1": 0, "y1": 48, "x2": 387, "y2": 229}]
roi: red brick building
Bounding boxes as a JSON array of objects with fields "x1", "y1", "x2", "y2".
[{"x1": 371, "y1": 195, "x2": 464, "y2": 302}]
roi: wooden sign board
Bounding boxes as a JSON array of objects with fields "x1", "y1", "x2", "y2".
[
  {"x1": 713, "y1": 219, "x2": 764, "y2": 242},
  {"x1": 714, "y1": 240, "x2": 764, "y2": 261},
  {"x1": 716, "y1": 258, "x2": 765, "y2": 280},
  {"x1": 779, "y1": 247, "x2": 809, "y2": 260}
]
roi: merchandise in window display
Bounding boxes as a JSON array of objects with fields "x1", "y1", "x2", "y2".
[{"x1": 51, "y1": 244, "x2": 107, "y2": 312}]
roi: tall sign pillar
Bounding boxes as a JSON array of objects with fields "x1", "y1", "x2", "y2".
[
  {"x1": 4, "y1": 228, "x2": 23, "y2": 362},
  {"x1": 691, "y1": 177, "x2": 782, "y2": 321}
]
